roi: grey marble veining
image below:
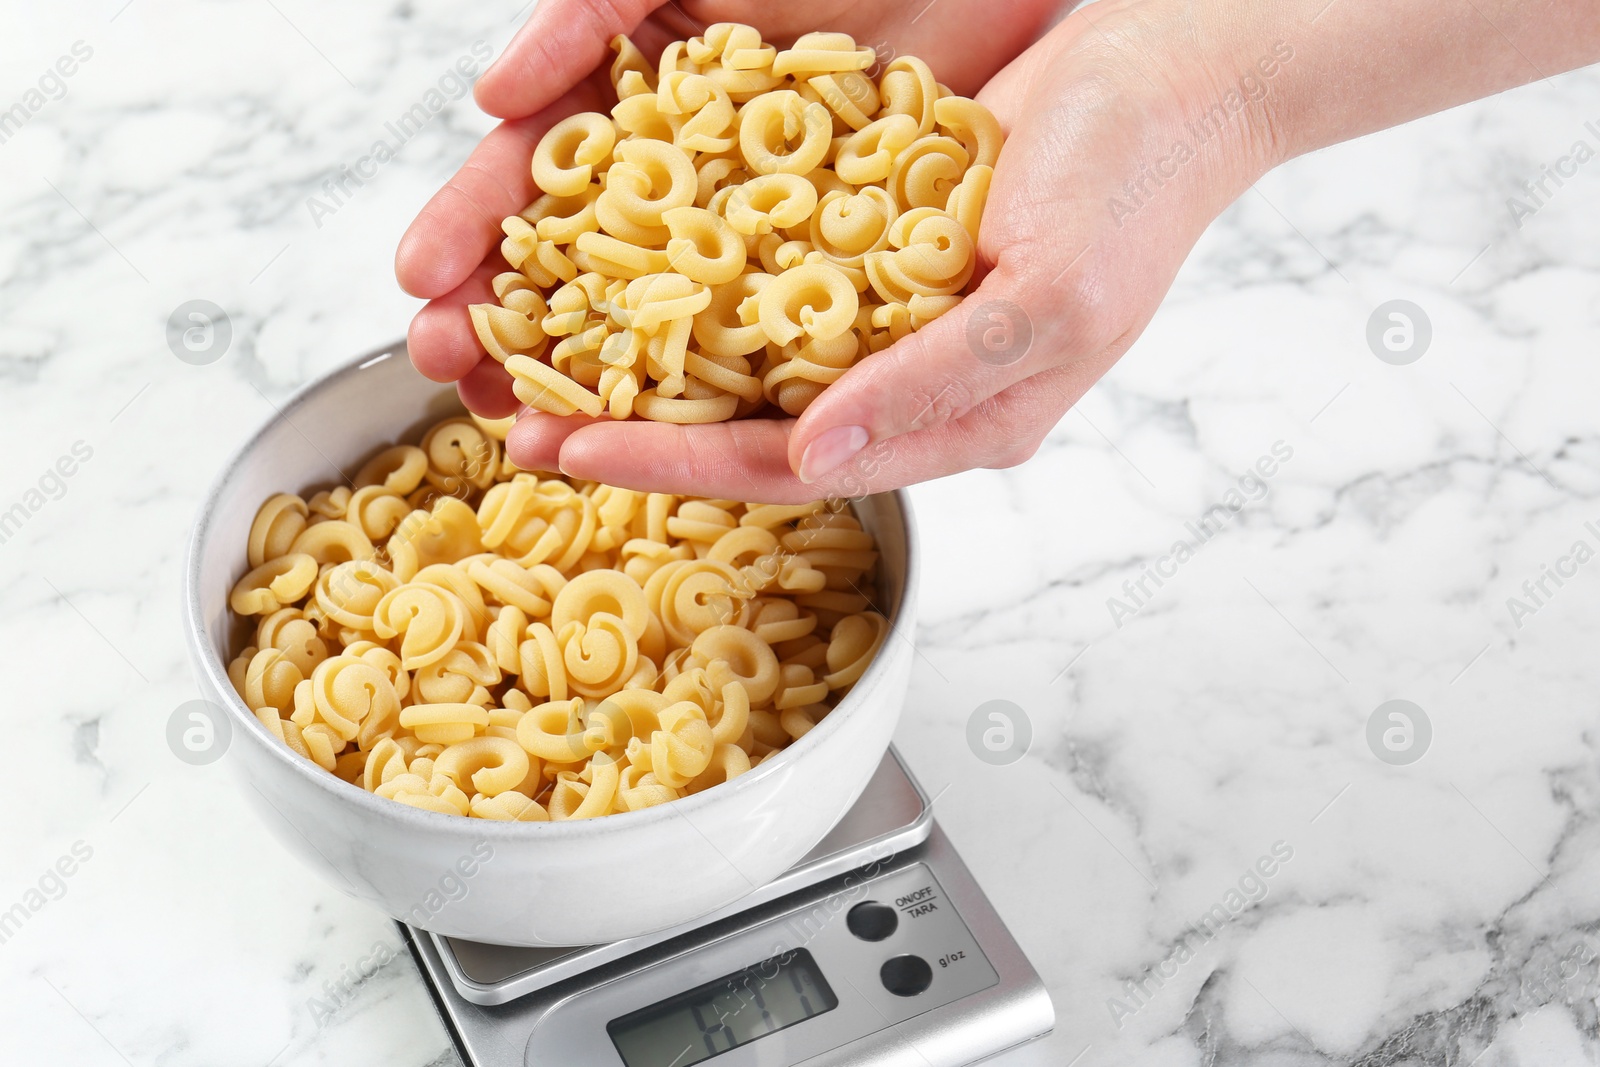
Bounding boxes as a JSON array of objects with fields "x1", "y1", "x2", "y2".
[{"x1": 2, "y1": 1, "x2": 1600, "y2": 1064}]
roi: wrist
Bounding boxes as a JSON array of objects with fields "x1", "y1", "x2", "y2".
[
  {"x1": 1063, "y1": 0, "x2": 1293, "y2": 215},
  {"x1": 1204, "y1": 0, "x2": 1600, "y2": 167},
  {"x1": 1151, "y1": 0, "x2": 1299, "y2": 183}
]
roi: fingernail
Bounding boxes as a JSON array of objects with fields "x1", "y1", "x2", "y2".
[{"x1": 798, "y1": 425, "x2": 868, "y2": 484}]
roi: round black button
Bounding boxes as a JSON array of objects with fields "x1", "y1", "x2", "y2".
[
  {"x1": 879, "y1": 954, "x2": 933, "y2": 997},
  {"x1": 847, "y1": 901, "x2": 898, "y2": 942}
]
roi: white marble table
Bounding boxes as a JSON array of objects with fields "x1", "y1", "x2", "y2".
[{"x1": 3, "y1": 1, "x2": 1599, "y2": 1064}]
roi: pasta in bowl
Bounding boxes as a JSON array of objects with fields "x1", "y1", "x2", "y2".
[
  {"x1": 225, "y1": 417, "x2": 888, "y2": 821},
  {"x1": 182, "y1": 342, "x2": 916, "y2": 946}
]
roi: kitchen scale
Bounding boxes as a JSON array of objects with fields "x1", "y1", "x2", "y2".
[{"x1": 401, "y1": 747, "x2": 1055, "y2": 1066}]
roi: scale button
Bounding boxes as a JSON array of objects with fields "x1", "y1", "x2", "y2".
[
  {"x1": 879, "y1": 954, "x2": 934, "y2": 997},
  {"x1": 847, "y1": 901, "x2": 899, "y2": 942}
]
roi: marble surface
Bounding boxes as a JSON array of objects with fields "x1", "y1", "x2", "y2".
[{"x1": 3, "y1": 1, "x2": 1600, "y2": 1064}]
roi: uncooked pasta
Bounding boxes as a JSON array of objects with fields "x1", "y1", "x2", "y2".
[{"x1": 226, "y1": 414, "x2": 889, "y2": 821}]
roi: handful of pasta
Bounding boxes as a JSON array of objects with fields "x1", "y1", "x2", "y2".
[
  {"x1": 469, "y1": 23, "x2": 1001, "y2": 423},
  {"x1": 226, "y1": 414, "x2": 888, "y2": 821}
]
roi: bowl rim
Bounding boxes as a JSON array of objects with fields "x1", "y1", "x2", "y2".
[{"x1": 182, "y1": 340, "x2": 920, "y2": 839}]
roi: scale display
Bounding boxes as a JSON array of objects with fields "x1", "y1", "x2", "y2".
[{"x1": 606, "y1": 948, "x2": 838, "y2": 1067}]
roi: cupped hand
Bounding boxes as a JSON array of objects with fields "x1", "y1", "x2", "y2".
[
  {"x1": 503, "y1": 0, "x2": 1287, "y2": 501},
  {"x1": 395, "y1": 0, "x2": 1060, "y2": 430}
]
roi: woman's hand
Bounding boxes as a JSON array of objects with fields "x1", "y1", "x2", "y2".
[
  {"x1": 401, "y1": 0, "x2": 1600, "y2": 505},
  {"x1": 507, "y1": 1, "x2": 1287, "y2": 501},
  {"x1": 394, "y1": 0, "x2": 1060, "y2": 432}
]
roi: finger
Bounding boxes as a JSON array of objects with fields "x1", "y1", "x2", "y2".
[
  {"x1": 555, "y1": 369, "x2": 1074, "y2": 503},
  {"x1": 394, "y1": 86, "x2": 603, "y2": 300},
  {"x1": 475, "y1": 0, "x2": 665, "y2": 119},
  {"x1": 458, "y1": 358, "x2": 521, "y2": 419},
  {"x1": 556, "y1": 418, "x2": 806, "y2": 500},
  {"x1": 407, "y1": 262, "x2": 502, "y2": 382},
  {"x1": 505, "y1": 411, "x2": 610, "y2": 473},
  {"x1": 812, "y1": 365, "x2": 1081, "y2": 495},
  {"x1": 783, "y1": 259, "x2": 1063, "y2": 481}
]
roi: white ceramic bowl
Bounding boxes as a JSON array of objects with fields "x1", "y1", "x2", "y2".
[{"x1": 182, "y1": 341, "x2": 917, "y2": 947}]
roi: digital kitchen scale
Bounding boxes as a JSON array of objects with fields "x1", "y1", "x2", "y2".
[{"x1": 401, "y1": 748, "x2": 1055, "y2": 1066}]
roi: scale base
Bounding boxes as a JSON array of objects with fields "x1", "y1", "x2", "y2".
[{"x1": 402, "y1": 750, "x2": 1054, "y2": 1067}]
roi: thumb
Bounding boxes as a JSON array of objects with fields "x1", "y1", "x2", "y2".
[
  {"x1": 787, "y1": 256, "x2": 1098, "y2": 483},
  {"x1": 476, "y1": 0, "x2": 665, "y2": 119}
]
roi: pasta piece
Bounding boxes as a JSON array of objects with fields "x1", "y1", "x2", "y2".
[
  {"x1": 609, "y1": 34, "x2": 657, "y2": 99},
  {"x1": 763, "y1": 332, "x2": 859, "y2": 415},
  {"x1": 721, "y1": 174, "x2": 818, "y2": 237},
  {"x1": 398, "y1": 703, "x2": 490, "y2": 746},
  {"x1": 524, "y1": 186, "x2": 602, "y2": 244},
  {"x1": 315, "y1": 560, "x2": 398, "y2": 630},
  {"x1": 944, "y1": 164, "x2": 993, "y2": 246},
  {"x1": 355, "y1": 446, "x2": 428, "y2": 495},
  {"x1": 372, "y1": 583, "x2": 468, "y2": 671},
  {"x1": 823, "y1": 611, "x2": 887, "y2": 689},
  {"x1": 687, "y1": 23, "x2": 774, "y2": 70},
  {"x1": 596, "y1": 138, "x2": 697, "y2": 245},
  {"x1": 470, "y1": 274, "x2": 551, "y2": 364},
  {"x1": 414, "y1": 642, "x2": 500, "y2": 704},
  {"x1": 737, "y1": 91, "x2": 832, "y2": 177},
  {"x1": 663, "y1": 207, "x2": 746, "y2": 285},
  {"x1": 659, "y1": 71, "x2": 737, "y2": 154},
  {"x1": 771, "y1": 33, "x2": 876, "y2": 77},
  {"x1": 834, "y1": 115, "x2": 919, "y2": 186},
  {"x1": 887, "y1": 136, "x2": 971, "y2": 211},
  {"x1": 306, "y1": 486, "x2": 350, "y2": 520},
  {"x1": 242, "y1": 647, "x2": 302, "y2": 713},
  {"x1": 631, "y1": 383, "x2": 740, "y2": 423},
  {"x1": 231, "y1": 553, "x2": 318, "y2": 615},
  {"x1": 501, "y1": 216, "x2": 578, "y2": 288},
  {"x1": 345, "y1": 486, "x2": 411, "y2": 542},
  {"x1": 257, "y1": 610, "x2": 329, "y2": 675},
  {"x1": 549, "y1": 752, "x2": 621, "y2": 819},
  {"x1": 809, "y1": 70, "x2": 879, "y2": 130},
  {"x1": 506, "y1": 354, "x2": 606, "y2": 417},
  {"x1": 647, "y1": 701, "x2": 714, "y2": 788},
  {"x1": 421, "y1": 417, "x2": 501, "y2": 494},
  {"x1": 471, "y1": 791, "x2": 550, "y2": 821},
  {"x1": 691, "y1": 624, "x2": 780, "y2": 705},
  {"x1": 878, "y1": 56, "x2": 940, "y2": 135},
  {"x1": 758, "y1": 263, "x2": 859, "y2": 345},
  {"x1": 247, "y1": 494, "x2": 309, "y2": 567},
  {"x1": 433, "y1": 737, "x2": 531, "y2": 797},
  {"x1": 934, "y1": 95, "x2": 1003, "y2": 169},
  {"x1": 531, "y1": 113, "x2": 616, "y2": 197},
  {"x1": 290, "y1": 520, "x2": 375, "y2": 566},
  {"x1": 809, "y1": 187, "x2": 897, "y2": 267},
  {"x1": 692, "y1": 273, "x2": 772, "y2": 357}
]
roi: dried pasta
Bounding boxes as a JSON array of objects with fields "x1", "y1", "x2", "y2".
[
  {"x1": 468, "y1": 23, "x2": 1002, "y2": 422},
  {"x1": 226, "y1": 415, "x2": 888, "y2": 821}
]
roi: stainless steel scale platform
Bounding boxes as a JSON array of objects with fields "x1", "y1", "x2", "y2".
[{"x1": 402, "y1": 748, "x2": 1054, "y2": 1067}]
